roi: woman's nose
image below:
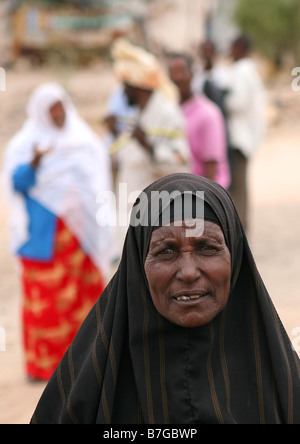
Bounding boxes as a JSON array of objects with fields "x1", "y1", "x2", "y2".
[{"x1": 176, "y1": 253, "x2": 201, "y2": 283}]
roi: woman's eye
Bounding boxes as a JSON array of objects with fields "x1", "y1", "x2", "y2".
[
  {"x1": 197, "y1": 245, "x2": 217, "y2": 254},
  {"x1": 159, "y1": 248, "x2": 175, "y2": 255}
]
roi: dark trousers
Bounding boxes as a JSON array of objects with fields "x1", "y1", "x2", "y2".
[{"x1": 228, "y1": 148, "x2": 248, "y2": 231}]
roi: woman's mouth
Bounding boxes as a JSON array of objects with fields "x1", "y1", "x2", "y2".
[{"x1": 172, "y1": 292, "x2": 209, "y2": 302}]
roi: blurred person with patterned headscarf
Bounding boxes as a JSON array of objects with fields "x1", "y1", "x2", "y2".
[{"x1": 107, "y1": 40, "x2": 190, "y2": 253}]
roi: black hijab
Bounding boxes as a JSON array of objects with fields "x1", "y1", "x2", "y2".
[{"x1": 31, "y1": 174, "x2": 300, "y2": 424}]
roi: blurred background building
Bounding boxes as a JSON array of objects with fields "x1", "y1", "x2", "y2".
[
  {"x1": 206, "y1": 0, "x2": 239, "y2": 52},
  {"x1": 0, "y1": 0, "x2": 156, "y2": 66},
  {"x1": 1, "y1": 0, "x2": 299, "y2": 69}
]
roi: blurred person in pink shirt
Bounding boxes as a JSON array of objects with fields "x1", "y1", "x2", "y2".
[{"x1": 168, "y1": 53, "x2": 230, "y2": 190}]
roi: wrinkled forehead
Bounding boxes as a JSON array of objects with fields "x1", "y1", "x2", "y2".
[{"x1": 149, "y1": 219, "x2": 226, "y2": 249}]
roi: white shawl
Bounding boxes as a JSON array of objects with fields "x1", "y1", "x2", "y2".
[{"x1": 3, "y1": 83, "x2": 112, "y2": 276}]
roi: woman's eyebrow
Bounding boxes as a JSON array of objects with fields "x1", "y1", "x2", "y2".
[
  {"x1": 151, "y1": 237, "x2": 175, "y2": 246},
  {"x1": 191, "y1": 235, "x2": 223, "y2": 245},
  {"x1": 196, "y1": 236, "x2": 221, "y2": 242},
  {"x1": 149, "y1": 235, "x2": 179, "y2": 249}
]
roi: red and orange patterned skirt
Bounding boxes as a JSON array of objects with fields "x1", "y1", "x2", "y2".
[{"x1": 20, "y1": 218, "x2": 105, "y2": 381}]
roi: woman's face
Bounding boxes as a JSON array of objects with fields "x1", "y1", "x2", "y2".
[
  {"x1": 144, "y1": 219, "x2": 231, "y2": 328},
  {"x1": 49, "y1": 100, "x2": 66, "y2": 128}
]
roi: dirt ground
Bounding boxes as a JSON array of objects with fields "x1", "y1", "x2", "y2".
[{"x1": 0, "y1": 1, "x2": 299, "y2": 425}]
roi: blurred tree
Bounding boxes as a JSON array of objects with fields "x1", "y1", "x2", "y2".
[{"x1": 234, "y1": 0, "x2": 300, "y2": 66}]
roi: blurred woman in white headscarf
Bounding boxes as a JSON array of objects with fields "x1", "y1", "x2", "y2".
[{"x1": 3, "y1": 83, "x2": 112, "y2": 381}]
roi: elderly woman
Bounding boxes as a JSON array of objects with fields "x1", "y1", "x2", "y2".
[
  {"x1": 31, "y1": 174, "x2": 300, "y2": 423},
  {"x1": 4, "y1": 83, "x2": 112, "y2": 381}
]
